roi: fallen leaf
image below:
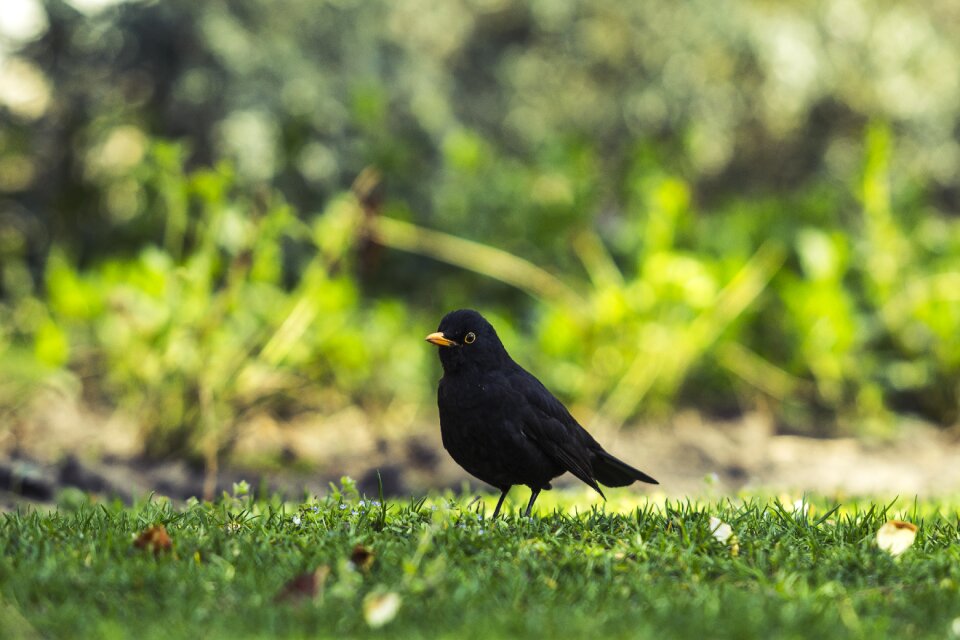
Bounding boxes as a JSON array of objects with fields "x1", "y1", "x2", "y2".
[
  {"x1": 363, "y1": 591, "x2": 401, "y2": 628},
  {"x1": 133, "y1": 525, "x2": 172, "y2": 555},
  {"x1": 876, "y1": 520, "x2": 918, "y2": 556},
  {"x1": 350, "y1": 544, "x2": 375, "y2": 571},
  {"x1": 275, "y1": 566, "x2": 331, "y2": 604}
]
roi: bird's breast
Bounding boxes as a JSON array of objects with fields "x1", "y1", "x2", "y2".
[
  {"x1": 438, "y1": 375, "x2": 494, "y2": 410},
  {"x1": 436, "y1": 372, "x2": 561, "y2": 490}
]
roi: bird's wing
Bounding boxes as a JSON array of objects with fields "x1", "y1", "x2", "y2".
[{"x1": 508, "y1": 367, "x2": 606, "y2": 498}]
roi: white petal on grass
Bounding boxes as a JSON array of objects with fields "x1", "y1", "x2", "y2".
[
  {"x1": 363, "y1": 591, "x2": 401, "y2": 628},
  {"x1": 709, "y1": 516, "x2": 734, "y2": 544},
  {"x1": 876, "y1": 520, "x2": 918, "y2": 556}
]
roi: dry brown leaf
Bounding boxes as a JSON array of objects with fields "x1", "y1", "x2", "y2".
[
  {"x1": 350, "y1": 544, "x2": 375, "y2": 571},
  {"x1": 275, "y1": 566, "x2": 331, "y2": 604},
  {"x1": 133, "y1": 525, "x2": 172, "y2": 555}
]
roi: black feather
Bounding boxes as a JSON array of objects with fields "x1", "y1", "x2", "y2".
[
  {"x1": 429, "y1": 309, "x2": 657, "y2": 518},
  {"x1": 591, "y1": 450, "x2": 659, "y2": 487}
]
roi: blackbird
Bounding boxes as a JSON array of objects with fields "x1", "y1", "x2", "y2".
[{"x1": 426, "y1": 309, "x2": 658, "y2": 519}]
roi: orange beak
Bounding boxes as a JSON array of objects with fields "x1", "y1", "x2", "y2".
[{"x1": 425, "y1": 332, "x2": 457, "y2": 347}]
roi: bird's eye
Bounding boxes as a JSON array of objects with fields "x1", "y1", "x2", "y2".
[{"x1": 464, "y1": 332, "x2": 476, "y2": 344}]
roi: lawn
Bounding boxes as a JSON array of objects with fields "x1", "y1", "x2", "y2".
[{"x1": 1, "y1": 481, "x2": 959, "y2": 639}]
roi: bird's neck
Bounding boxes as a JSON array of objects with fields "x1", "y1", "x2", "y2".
[{"x1": 439, "y1": 350, "x2": 511, "y2": 377}]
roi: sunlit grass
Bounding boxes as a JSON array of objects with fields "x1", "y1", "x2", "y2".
[{"x1": 2, "y1": 482, "x2": 959, "y2": 639}]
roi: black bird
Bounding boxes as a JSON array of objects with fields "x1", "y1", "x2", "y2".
[{"x1": 426, "y1": 309, "x2": 658, "y2": 519}]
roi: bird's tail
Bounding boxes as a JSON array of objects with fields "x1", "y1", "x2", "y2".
[{"x1": 592, "y1": 450, "x2": 658, "y2": 487}]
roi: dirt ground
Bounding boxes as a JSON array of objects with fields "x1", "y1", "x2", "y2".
[{"x1": 3, "y1": 391, "x2": 960, "y2": 508}]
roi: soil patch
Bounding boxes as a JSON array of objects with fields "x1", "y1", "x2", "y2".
[{"x1": 3, "y1": 402, "x2": 960, "y2": 509}]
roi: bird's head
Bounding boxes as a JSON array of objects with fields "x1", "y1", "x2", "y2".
[{"x1": 425, "y1": 309, "x2": 509, "y2": 373}]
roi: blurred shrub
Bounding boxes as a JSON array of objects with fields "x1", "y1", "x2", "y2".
[
  {"x1": 4, "y1": 1, "x2": 958, "y2": 265},
  {"x1": 7, "y1": 143, "x2": 432, "y2": 459},
  {"x1": 1, "y1": 0, "x2": 959, "y2": 453}
]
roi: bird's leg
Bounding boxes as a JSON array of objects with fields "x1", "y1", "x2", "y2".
[
  {"x1": 523, "y1": 489, "x2": 541, "y2": 518},
  {"x1": 491, "y1": 488, "x2": 510, "y2": 519}
]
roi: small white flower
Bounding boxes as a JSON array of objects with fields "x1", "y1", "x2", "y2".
[
  {"x1": 709, "y1": 516, "x2": 734, "y2": 544},
  {"x1": 292, "y1": 514, "x2": 301, "y2": 526},
  {"x1": 358, "y1": 500, "x2": 366, "y2": 508},
  {"x1": 363, "y1": 591, "x2": 401, "y2": 628},
  {"x1": 877, "y1": 520, "x2": 918, "y2": 557},
  {"x1": 339, "y1": 504, "x2": 347, "y2": 510}
]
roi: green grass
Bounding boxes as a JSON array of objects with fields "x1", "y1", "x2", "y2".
[{"x1": 2, "y1": 483, "x2": 959, "y2": 639}]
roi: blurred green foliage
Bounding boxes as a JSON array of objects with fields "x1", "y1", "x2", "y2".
[
  {"x1": 1, "y1": 0, "x2": 960, "y2": 459},
  {"x1": 8, "y1": 143, "x2": 434, "y2": 461}
]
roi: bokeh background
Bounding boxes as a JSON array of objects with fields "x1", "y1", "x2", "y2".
[{"x1": 2, "y1": 0, "x2": 960, "y2": 499}]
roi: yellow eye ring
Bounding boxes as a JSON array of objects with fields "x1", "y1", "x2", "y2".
[{"x1": 464, "y1": 332, "x2": 476, "y2": 344}]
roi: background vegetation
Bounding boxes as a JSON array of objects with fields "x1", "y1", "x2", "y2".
[{"x1": 2, "y1": 0, "x2": 960, "y2": 463}]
